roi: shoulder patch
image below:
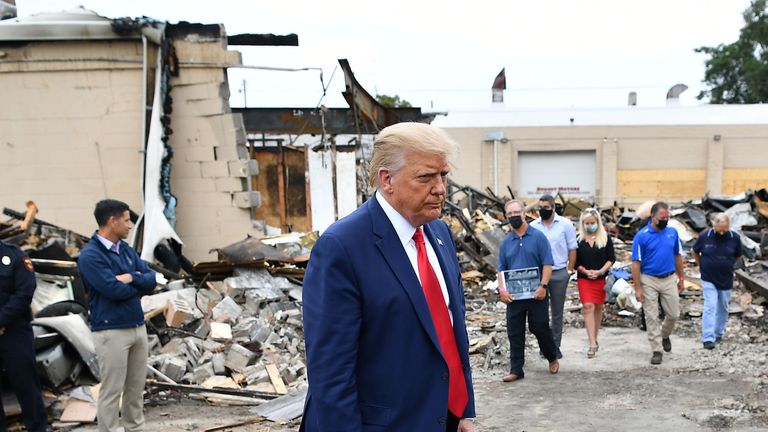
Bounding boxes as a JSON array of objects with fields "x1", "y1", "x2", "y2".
[{"x1": 23, "y1": 256, "x2": 34, "y2": 272}]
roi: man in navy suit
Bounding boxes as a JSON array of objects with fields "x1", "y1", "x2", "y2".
[{"x1": 301, "y1": 122, "x2": 476, "y2": 431}]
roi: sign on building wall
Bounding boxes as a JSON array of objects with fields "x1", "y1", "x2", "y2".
[{"x1": 517, "y1": 150, "x2": 596, "y2": 198}]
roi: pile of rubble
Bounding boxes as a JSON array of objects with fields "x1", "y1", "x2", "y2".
[
  {"x1": 142, "y1": 267, "x2": 305, "y2": 394},
  {"x1": 2, "y1": 202, "x2": 312, "y2": 428},
  {"x1": 3, "y1": 186, "x2": 768, "y2": 427}
]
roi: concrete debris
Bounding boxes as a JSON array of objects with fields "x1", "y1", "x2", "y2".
[
  {"x1": 225, "y1": 344, "x2": 257, "y2": 373},
  {"x1": 211, "y1": 296, "x2": 243, "y2": 323},
  {"x1": 6, "y1": 186, "x2": 768, "y2": 429},
  {"x1": 166, "y1": 298, "x2": 195, "y2": 327},
  {"x1": 209, "y1": 322, "x2": 233, "y2": 341},
  {"x1": 137, "y1": 238, "x2": 306, "y2": 414}
]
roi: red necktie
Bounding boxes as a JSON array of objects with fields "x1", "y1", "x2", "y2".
[{"x1": 413, "y1": 227, "x2": 468, "y2": 417}]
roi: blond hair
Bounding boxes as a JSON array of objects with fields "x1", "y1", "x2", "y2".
[
  {"x1": 577, "y1": 208, "x2": 608, "y2": 249},
  {"x1": 368, "y1": 122, "x2": 459, "y2": 188}
]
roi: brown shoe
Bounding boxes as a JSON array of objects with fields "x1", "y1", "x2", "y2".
[
  {"x1": 549, "y1": 359, "x2": 560, "y2": 374},
  {"x1": 662, "y1": 337, "x2": 672, "y2": 352},
  {"x1": 502, "y1": 373, "x2": 522, "y2": 382}
]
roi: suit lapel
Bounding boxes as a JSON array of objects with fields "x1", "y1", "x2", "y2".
[{"x1": 368, "y1": 198, "x2": 442, "y2": 353}]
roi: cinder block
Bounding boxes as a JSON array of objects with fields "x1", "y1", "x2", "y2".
[
  {"x1": 214, "y1": 177, "x2": 245, "y2": 192},
  {"x1": 209, "y1": 322, "x2": 232, "y2": 341},
  {"x1": 226, "y1": 50, "x2": 242, "y2": 66},
  {"x1": 165, "y1": 298, "x2": 194, "y2": 327},
  {"x1": 175, "y1": 191, "x2": 233, "y2": 208},
  {"x1": 214, "y1": 144, "x2": 248, "y2": 161},
  {"x1": 228, "y1": 159, "x2": 259, "y2": 177},
  {"x1": 172, "y1": 83, "x2": 228, "y2": 102},
  {"x1": 244, "y1": 365, "x2": 270, "y2": 385},
  {"x1": 184, "y1": 146, "x2": 216, "y2": 162},
  {"x1": 174, "y1": 98, "x2": 227, "y2": 117},
  {"x1": 211, "y1": 296, "x2": 243, "y2": 323},
  {"x1": 160, "y1": 357, "x2": 187, "y2": 383},
  {"x1": 212, "y1": 352, "x2": 226, "y2": 375},
  {"x1": 193, "y1": 362, "x2": 215, "y2": 384},
  {"x1": 232, "y1": 191, "x2": 261, "y2": 209},
  {"x1": 225, "y1": 344, "x2": 257, "y2": 373},
  {"x1": 171, "y1": 177, "x2": 217, "y2": 193},
  {"x1": 173, "y1": 40, "x2": 230, "y2": 64},
  {"x1": 160, "y1": 339, "x2": 184, "y2": 356},
  {"x1": 201, "y1": 161, "x2": 230, "y2": 178},
  {"x1": 193, "y1": 320, "x2": 210, "y2": 338},
  {"x1": 172, "y1": 68, "x2": 226, "y2": 85},
  {"x1": 170, "y1": 161, "x2": 202, "y2": 179}
]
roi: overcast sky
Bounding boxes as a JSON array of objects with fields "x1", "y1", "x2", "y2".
[{"x1": 19, "y1": 1, "x2": 753, "y2": 111}]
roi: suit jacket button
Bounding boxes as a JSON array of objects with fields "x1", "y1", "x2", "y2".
[
  {"x1": 438, "y1": 416, "x2": 447, "y2": 425},
  {"x1": 441, "y1": 372, "x2": 449, "y2": 381}
]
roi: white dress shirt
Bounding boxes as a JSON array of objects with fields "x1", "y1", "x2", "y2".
[
  {"x1": 96, "y1": 234, "x2": 120, "y2": 254},
  {"x1": 375, "y1": 192, "x2": 452, "y2": 321}
]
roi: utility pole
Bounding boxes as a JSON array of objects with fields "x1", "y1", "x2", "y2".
[{"x1": 241, "y1": 79, "x2": 247, "y2": 107}]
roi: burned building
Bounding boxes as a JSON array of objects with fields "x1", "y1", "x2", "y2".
[{"x1": 0, "y1": 8, "x2": 263, "y2": 261}]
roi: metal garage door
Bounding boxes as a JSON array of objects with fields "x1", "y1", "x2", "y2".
[{"x1": 517, "y1": 151, "x2": 596, "y2": 199}]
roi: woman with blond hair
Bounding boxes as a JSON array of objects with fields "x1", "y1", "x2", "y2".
[{"x1": 574, "y1": 208, "x2": 615, "y2": 358}]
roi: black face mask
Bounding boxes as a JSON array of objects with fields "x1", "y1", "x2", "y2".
[
  {"x1": 715, "y1": 231, "x2": 727, "y2": 239},
  {"x1": 509, "y1": 216, "x2": 524, "y2": 229},
  {"x1": 539, "y1": 208, "x2": 554, "y2": 220},
  {"x1": 656, "y1": 219, "x2": 668, "y2": 229}
]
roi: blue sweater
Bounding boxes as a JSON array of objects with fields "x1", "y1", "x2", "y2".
[{"x1": 78, "y1": 234, "x2": 157, "y2": 331}]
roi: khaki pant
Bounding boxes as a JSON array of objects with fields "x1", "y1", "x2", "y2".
[
  {"x1": 640, "y1": 274, "x2": 680, "y2": 352},
  {"x1": 93, "y1": 325, "x2": 148, "y2": 432}
]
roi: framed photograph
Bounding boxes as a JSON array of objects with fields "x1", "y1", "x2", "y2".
[{"x1": 500, "y1": 267, "x2": 540, "y2": 300}]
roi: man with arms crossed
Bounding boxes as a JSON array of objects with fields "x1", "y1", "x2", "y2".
[{"x1": 78, "y1": 199, "x2": 157, "y2": 432}]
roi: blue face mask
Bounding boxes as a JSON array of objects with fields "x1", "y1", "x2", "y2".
[{"x1": 585, "y1": 224, "x2": 598, "y2": 233}]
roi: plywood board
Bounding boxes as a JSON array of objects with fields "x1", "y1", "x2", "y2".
[
  {"x1": 722, "y1": 168, "x2": 768, "y2": 195},
  {"x1": 617, "y1": 169, "x2": 706, "y2": 203},
  {"x1": 265, "y1": 364, "x2": 288, "y2": 395}
]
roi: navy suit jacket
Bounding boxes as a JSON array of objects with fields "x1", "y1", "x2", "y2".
[{"x1": 301, "y1": 197, "x2": 476, "y2": 431}]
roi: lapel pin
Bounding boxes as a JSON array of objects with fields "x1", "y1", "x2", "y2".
[{"x1": 437, "y1": 238, "x2": 443, "y2": 246}]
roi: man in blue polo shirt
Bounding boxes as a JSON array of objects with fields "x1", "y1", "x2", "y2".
[
  {"x1": 631, "y1": 201, "x2": 684, "y2": 365},
  {"x1": 497, "y1": 200, "x2": 559, "y2": 382},
  {"x1": 692, "y1": 213, "x2": 741, "y2": 350}
]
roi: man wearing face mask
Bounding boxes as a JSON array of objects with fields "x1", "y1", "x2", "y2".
[
  {"x1": 497, "y1": 200, "x2": 559, "y2": 382},
  {"x1": 530, "y1": 194, "x2": 577, "y2": 356},
  {"x1": 631, "y1": 201, "x2": 684, "y2": 365},
  {"x1": 692, "y1": 213, "x2": 741, "y2": 350}
]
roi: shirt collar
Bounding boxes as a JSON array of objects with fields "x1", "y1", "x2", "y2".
[
  {"x1": 707, "y1": 229, "x2": 733, "y2": 238},
  {"x1": 375, "y1": 191, "x2": 419, "y2": 247},
  {"x1": 532, "y1": 215, "x2": 563, "y2": 227},
  {"x1": 510, "y1": 226, "x2": 533, "y2": 240},
  {"x1": 96, "y1": 234, "x2": 119, "y2": 254}
]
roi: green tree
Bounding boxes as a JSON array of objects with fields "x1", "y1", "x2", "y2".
[
  {"x1": 375, "y1": 94, "x2": 412, "y2": 108},
  {"x1": 696, "y1": 0, "x2": 768, "y2": 103}
]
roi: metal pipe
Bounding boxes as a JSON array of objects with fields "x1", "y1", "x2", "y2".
[
  {"x1": 493, "y1": 139, "x2": 499, "y2": 195},
  {"x1": 140, "y1": 35, "x2": 148, "y2": 193}
]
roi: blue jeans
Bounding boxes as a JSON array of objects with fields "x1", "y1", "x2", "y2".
[{"x1": 701, "y1": 280, "x2": 731, "y2": 343}]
